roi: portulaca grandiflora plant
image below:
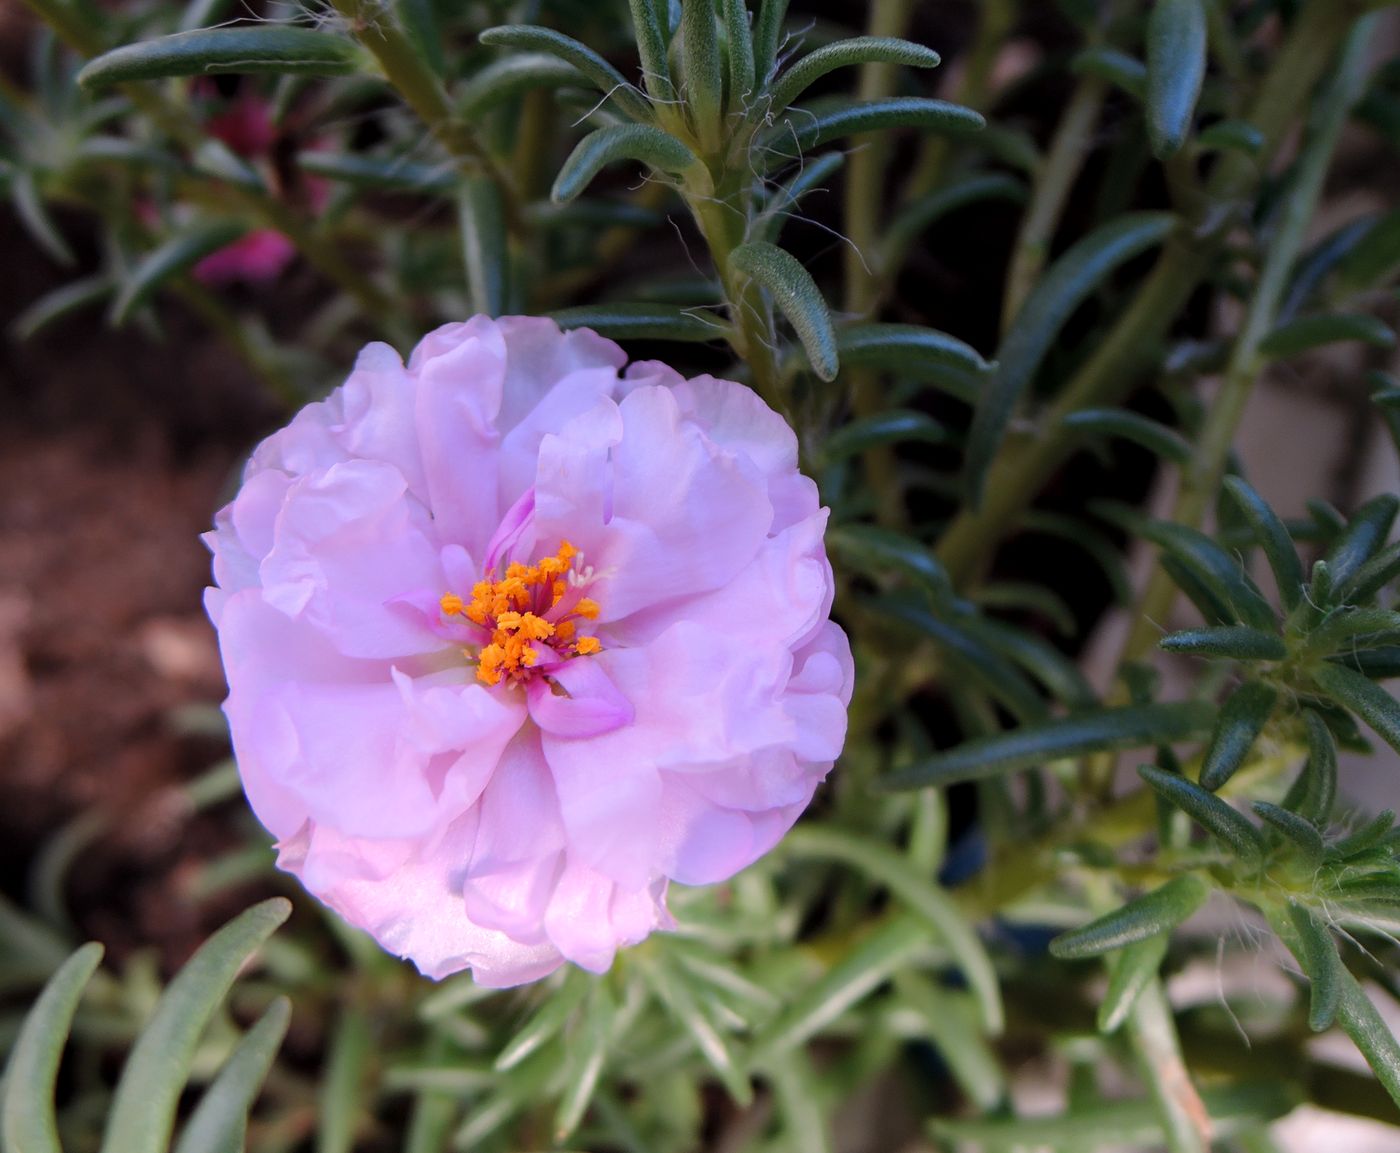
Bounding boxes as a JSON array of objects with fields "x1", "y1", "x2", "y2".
[{"x1": 4, "y1": 0, "x2": 1400, "y2": 1149}]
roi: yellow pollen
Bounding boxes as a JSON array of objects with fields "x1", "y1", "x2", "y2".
[{"x1": 451, "y1": 540, "x2": 603, "y2": 684}]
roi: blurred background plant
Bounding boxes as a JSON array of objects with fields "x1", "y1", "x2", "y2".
[{"x1": 2, "y1": 0, "x2": 1400, "y2": 1150}]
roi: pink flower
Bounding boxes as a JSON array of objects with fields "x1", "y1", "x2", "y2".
[
  {"x1": 194, "y1": 229, "x2": 298, "y2": 286},
  {"x1": 204, "y1": 316, "x2": 853, "y2": 986}
]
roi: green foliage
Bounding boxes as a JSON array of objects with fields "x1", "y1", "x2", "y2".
[{"x1": 6, "y1": 0, "x2": 1400, "y2": 1149}]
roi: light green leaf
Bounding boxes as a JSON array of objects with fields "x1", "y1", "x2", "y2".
[
  {"x1": 1195, "y1": 119, "x2": 1265, "y2": 155},
  {"x1": 750, "y1": 915, "x2": 930, "y2": 1061},
  {"x1": 782, "y1": 825, "x2": 1004, "y2": 1035},
  {"x1": 318, "y1": 1005, "x2": 372, "y2": 1153},
  {"x1": 78, "y1": 27, "x2": 360, "y2": 89},
  {"x1": 753, "y1": 0, "x2": 789, "y2": 84},
  {"x1": 2, "y1": 942, "x2": 104, "y2": 1153},
  {"x1": 679, "y1": 0, "x2": 723, "y2": 145},
  {"x1": 494, "y1": 974, "x2": 589, "y2": 1071},
  {"x1": 172, "y1": 999, "x2": 291, "y2": 1153},
  {"x1": 1050, "y1": 875, "x2": 1210, "y2": 959},
  {"x1": 98, "y1": 899, "x2": 291, "y2": 1153},
  {"x1": 551, "y1": 123, "x2": 703, "y2": 203},
  {"x1": 478, "y1": 26, "x2": 654, "y2": 123},
  {"x1": 637, "y1": 955, "x2": 752, "y2": 1105},
  {"x1": 766, "y1": 38, "x2": 940, "y2": 115},
  {"x1": 1138, "y1": 765, "x2": 1263, "y2": 862},
  {"x1": 723, "y1": 0, "x2": 756, "y2": 108},
  {"x1": 730, "y1": 241, "x2": 838, "y2": 380},
  {"x1": 1099, "y1": 933, "x2": 1169, "y2": 1033},
  {"x1": 553, "y1": 985, "x2": 615, "y2": 1140}
]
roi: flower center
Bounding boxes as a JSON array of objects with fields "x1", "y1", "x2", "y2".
[{"x1": 440, "y1": 540, "x2": 601, "y2": 687}]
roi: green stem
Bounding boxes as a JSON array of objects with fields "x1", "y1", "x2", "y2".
[
  {"x1": 330, "y1": 0, "x2": 517, "y2": 229},
  {"x1": 1000, "y1": 76, "x2": 1107, "y2": 334},
  {"x1": 844, "y1": 0, "x2": 913, "y2": 528},
  {"x1": 1128, "y1": 979, "x2": 1212, "y2": 1153},
  {"x1": 934, "y1": 0, "x2": 1357, "y2": 591}
]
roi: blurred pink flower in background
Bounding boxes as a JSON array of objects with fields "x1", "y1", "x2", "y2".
[
  {"x1": 190, "y1": 84, "x2": 327, "y2": 286},
  {"x1": 204, "y1": 317, "x2": 853, "y2": 986}
]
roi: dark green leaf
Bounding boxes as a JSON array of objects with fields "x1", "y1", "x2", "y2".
[
  {"x1": 835, "y1": 323, "x2": 990, "y2": 399},
  {"x1": 679, "y1": 0, "x2": 723, "y2": 144},
  {"x1": 730, "y1": 242, "x2": 838, "y2": 381},
  {"x1": 1222, "y1": 476, "x2": 1307, "y2": 612},
  {"x1": 1, "y1": 942, "x2": 103, "y2": 1153},
  {"x1": 1309, "y1": 661, "x2": 1400, "y2": 757},
  {"x1": 457, "y1": 54, "x2": 592, "y2": 118},
  {"x1": 1336, "y1": 970, "x2": 1400, "y2": 1110},
  {"x1": 477, "y1": 26, "x2": 653, "y2": 122},
  {"x1": 1050, "y1": 875, "x2": 1211, "y2": 959},
  {"x1": 954, "y1": 611, "x2": 1098, "y2": 709},
  {"x1": 1338, "y1": 207, "x2": 1400, "y2": 292},
  {"x1": 1339, "y1": 540, "x2": 1400, "y2": 605},
  {"x1": 1138, "y1": 764, "x2": 1264, "y2": 862},
  {"x1": 1061, "y1": 408, "x2": 1192, "y2": 464},
  {"x1": 1070, "y1": 46, "x2": 1145, "y2": 99},
  {"x1": 766, "y1": 38, "x2": 940, "y2": 115},
  {"x1": 1330, "y1": 647, "x2": 1400, "y2": 680},
  {"x1": 723, "y1": 0, "x2": 756, "y2": 108},
  {"x1": 828, "y1": 525, "x2": 952, "y2": 600},
  {"x1": 11, "y1": 275, "x2": 113, "y2": 341},
  {"x1": 1098, "y1": 933, "x2": 1169, "y2": 1033},
  {"x1": 1199, "y1": 681, "x2": 1279, "y2": 791},
  {"x1": 627, "y1": 0, "x2": 675, "y2": 101},
  {"x1": 1159, "y1": 625, "x2": 1286, "y2": 661},
  {"x1": 296, "y1": 151, "x2": 455, "y2": 193},
  {"x1": 1260, "y1": 313, "x2": 1397, "y2": 358},
  {"x1": 881, "y1": 174, "x2": 1026, "y2": 262},
  {"x1": 1327, "y1": 809, "x2": 1396, "y2": 861},
  {"x1": 760, "y1": 97, "x2": 984, "y2": 157},
  {"x1": 1145, "y1": 0, "x2": 1207, "y2": 157},
  {"x1": 98, "y1": 899, "x2": 291, "y2": 1153},
  {"x1": 172, "y1": 999, "x2": 291, "y2": 1153},
  {"x1": 753, "y1": 0, "x2": 788, "y2": 83},
  {"x1": 1282, "y1": 709, "x2": 1339, "y2": 825},
  {"x1": 1304, "y1": 607, "x2": 1400, "y2": 661},
  {"x1": 1118, "y1": 514, "x2": 1276, "y2": 632},
  {"x1": 1252, "y1": 802, "x2": 1325, "y2": 868},
  {"x1": 879, "y1": 702, "x2": 1215, "y2": 790},
  {"x1": 871, "y1": 598, "x2": 1047, "y2": 723},
  {"x1": 549, "y1": 303, "x2": 725, "y2": 342},
  {"x1": 1325, "y1": 495, "x2": 1399, "y2": 592},
  {"x1": 551, "y1": 123, "x2": 702, "y2": 203},
  {"x1": 78, "y1": 27, "x2": 360, "y2": 88},
  {"x1": 1195, "y1": 118, "x2": 1265, "y2": 155},
  {"x1": 821, "y1": 409, "x2": 950, "y2": 461},
  {"x1": 111, "y1": 220, "x2": 247, "y2": 326},
  {"x1": 12, "y1": 171, "x2": 76, "y2": 267},
  {"x1": 966, "y1": 214, "x2": 1175, "y2": 504}
]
